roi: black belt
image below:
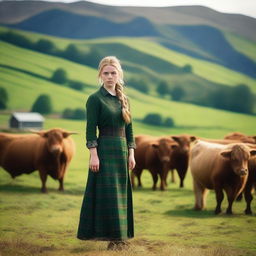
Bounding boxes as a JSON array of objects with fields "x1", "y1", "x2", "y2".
[{"x1": 99, "y1": 127, "x2": 125, "y2": 137}]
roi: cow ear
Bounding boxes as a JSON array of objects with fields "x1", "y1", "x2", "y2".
[
  {"x1": 250, "y1": 150, "x2": 256, "y2": 157},
  {"x1": 190, "y1": 136, "x2": 197, "y2": 142},
  {"x1": 220, "y1": 150, "x2": 231, "y2": 159},
  {"x1": 30, "y1": 130, "x2": 48, "y2": 137},
  {"x1": 62, "y1": 132, "x2": 78, "y2": 138},
  {"x1": 171, "y1": 136, "x2": 180, "y2": 143}
]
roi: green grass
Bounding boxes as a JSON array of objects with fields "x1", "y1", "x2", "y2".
[
  {"x1": 0, "y1": 116, "x2": 256, "y2": 256},
  {"x1": 225, "y1": 32, "x2": 256, "y2": 61},
  {"x1": 1, "y1": 22, "x2": 256, "y2": 256},
  {"x1": 1, "y1": 26, "x2": 255, "y2": 93}
]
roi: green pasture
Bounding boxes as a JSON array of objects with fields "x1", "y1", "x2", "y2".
[
  {"x1": 1, "y1": 26, "x2": 256, "y2": 255},
  {"x1": 1, "y1": 26, "x2": 256, "y2": 93},
  {"x1": 0, "y1": 116, "x2": 256, "y2": 256}
]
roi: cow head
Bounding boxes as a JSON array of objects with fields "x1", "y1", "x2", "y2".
[
  {"x1": 151, "y1": 138, "x2": 178, "y2": 164},
  {"x1": 171, "y1": 135, "x2": 197, "y2": 153},
  {"x1": 220, "y1": 144, "x2": 256, "y2": 176},
  {"x1": 33, "y1": 128, "x2": 76, "y2": 155}
]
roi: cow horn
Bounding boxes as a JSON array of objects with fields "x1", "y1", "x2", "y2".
[
  {"x1": 28, "y1": 129, "x2": 45, "y2": 135},
  {"x1": 63, "y1": 132, "x2": 78, "y2": 138}
]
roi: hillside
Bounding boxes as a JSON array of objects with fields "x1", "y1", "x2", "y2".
[
  {"x1": 0, "y1": 40, "x2": 256, "y2": 137},
  {"x1": 1, "y1": 1, "x2": 256, "y2": 42},
  {"x1": 5, "y1": 8, "x2": 256, "y2": 78}
]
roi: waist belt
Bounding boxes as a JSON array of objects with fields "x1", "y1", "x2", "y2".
[{"x1": 99, "y1": 127, "x2": 125, "y2": 137}]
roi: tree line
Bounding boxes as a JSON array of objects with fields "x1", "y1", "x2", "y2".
[
  {"x1": 0, "y1": 30, "x2": 102, "y2": 68},
  {"x1": 1, "y1": 30, "x2": 255, "y2": 115}
]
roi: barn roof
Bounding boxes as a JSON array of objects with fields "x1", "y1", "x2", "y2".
[{"x1": 12, "y1": 112, "x2": 45, "y2": 122}]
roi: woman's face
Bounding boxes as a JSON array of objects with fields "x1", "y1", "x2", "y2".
[{"x1": 100, "y1": 65, "x2": 119, "y2": 88}]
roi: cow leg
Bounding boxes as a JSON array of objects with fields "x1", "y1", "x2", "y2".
[
  {"x1": 150, "y1": 170, "x2": 158, "y2": 190},
  {"x1": 226, "y1": 186, "x2": 242, "y2": 214},
  {"x1": 193, "y1": 178, "x2": 205, "y2": 210},
  {"x1": 236, "y1": 192, "x2": 243, "y2": 201},
  {"x1": 244, "y1": 183, "x2": 253, "y2": 215},
  {"x1": 130, "y1": 169, "x2": 136, "y2": 188},
  {"x1": 39, "y1": 170, "x2": 48, "y2": 193},
  {"x1": 58, "y1": 177, "x2": 64, "y2": 191},
  {"x1": 214, "y1": 187, "x2": 224, "y2": 214},
  {"x1": 160, "y1": 170, "x2": 166, "y2": 191},
  {"x1": 170, "y1": 169, "x2": 175, "y2": 183},
  {"x1": 137, "y1": 168, "x2": 143, "y2": 187},
  {"x1": 177, "y1": 168, "x2": 186, "y2": 188}
]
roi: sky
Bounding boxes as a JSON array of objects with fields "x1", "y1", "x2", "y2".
[{"x1": 46, "y1": 0, "x2": 256, "y2": 18}]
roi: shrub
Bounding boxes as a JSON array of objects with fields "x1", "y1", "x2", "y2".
[
  {"x1": 31, "y1": 94, "x2": 53, "y2": 114},
  {"x1": 62, "y1": 108, "x2": 85, "y2": 120},
  {"x1": 69, "y1": 81, "x2": 85, "y2": 91},
  {"x1": 0, "y1": 31, "x2": 33, "y2": 49},
  {"x1": 163, "y1": 117, "x2": 175, "y2": 127},
  {"x1": 143, "y1": 113, "x2": 163, "y2": 126},
  {"x1": 51, "y1": 68, "x2": 68, "y2": 84},
  {"x1": 210, "y1": 84, "x2": 254, "y2": 114},
  {"x1": 157, "y1": 81, "x2": 170, "y2": 96},
  {"x1": 35, "y1": 39, "x2": 56, "y2": 54},
  {"x1": 182, "y1": 64, "x2": 193, "y2": 73},
  {"x1": 127, "y1": 78, "x2": 149, "y2": 93},
  {"x1": 171, "y1": 86, "x2": 185, "y2": 101},
  {"x1": 0, "y1": 87, "x2": 8, "y2": 109}
]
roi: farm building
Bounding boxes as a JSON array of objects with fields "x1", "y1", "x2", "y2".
[{"x1": 9, "y1": 112, "x2": 45, "y2": 130}]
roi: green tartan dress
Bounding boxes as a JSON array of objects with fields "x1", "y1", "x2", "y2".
[{"x1": 77, "y1": 86, "x2": 136, "y2": 241}]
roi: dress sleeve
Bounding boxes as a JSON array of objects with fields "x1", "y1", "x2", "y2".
[
  {"x1": 125, "y1": 121, "x2": 136, "y2": 149},
  {"x1": 86, "y1": 94, "x2": 100, "y2": 149}
]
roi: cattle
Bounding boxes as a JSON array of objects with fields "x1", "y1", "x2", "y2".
[
  {"x1": 190, "y1": 140, "x2": 256, "y2": 214},
  {"x1": 244, "y1": 154, "x2": 256, "y2": 214},
  {"x1": 0, "y1": 128, "x2": 76, "y2": 193},
  {"x1": 168, "y1": 134, "x2": 196, "y2": 187},
  {"x1": 133, "y1": 134, "x2": 196, "y2": 188},
  {"x1": 132, "y1": 137, "x2": 178, "y2": 190},
  {"x1": 224, "y1": 132, "x2": 256, "y2": 144}
]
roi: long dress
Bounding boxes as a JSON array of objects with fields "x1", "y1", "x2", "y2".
[{"x1": 77, "y1": 86, "x2": 136, "y2": 241}]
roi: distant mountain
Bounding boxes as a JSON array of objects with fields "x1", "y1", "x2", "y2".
[
  {"x1": 10, "y1": 9, "x2": 159, "y2": 39},
  {"x1": 1, "y1": 1, "x2": 256, "y2": 42},
  {"x1": 163, "y1": 25, "x2": 256, "y2": 78},
  {"x1": 7, "y1": 8, "x2": 256, "y2": 78}
]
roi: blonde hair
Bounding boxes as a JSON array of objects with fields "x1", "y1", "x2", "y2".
[{"x1": 98, "y1": 56, "x2": 131, "y2": 124}]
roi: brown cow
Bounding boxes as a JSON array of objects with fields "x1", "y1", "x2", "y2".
[
  {"x1": 224, "y1": 132, "x2": 256, "y2": 144},
  {"x1": 244, "y1": 154, "x2": 256, "y2": 214},
  {"x1": 133, "y1": 134, "x2": 196, "y2": 188},
  {"x1": 190, "y1": 140, "x2": 256, "y2": 214},
  {"x1": 0, "y1": 128, "x2": 75, "y2": 193},
  {"x1": 168, "y1": 134, "x2": 196, "y2": 187},
  {"x1": 132, "y1": 137, "x2": 178, "y2": 190}
]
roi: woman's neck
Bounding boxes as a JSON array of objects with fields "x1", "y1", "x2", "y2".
[{"x1": 103, "y1": 85, "x2": 116, "y2": 96}]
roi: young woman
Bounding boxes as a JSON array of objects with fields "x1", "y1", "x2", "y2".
[{"x1": 77, "y1": 56, "x2": 136, "y2": 250}]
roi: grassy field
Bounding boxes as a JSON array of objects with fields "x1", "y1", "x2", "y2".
[
  {"x1": 1, "y1": 25, "x2": 256, "y2": 255},
  {"x1": 1, "y1": 26, "x2": 256, "y2": 93},
  {"x1": 0, "y1": 115, "x2": 256, "y2": 256}
]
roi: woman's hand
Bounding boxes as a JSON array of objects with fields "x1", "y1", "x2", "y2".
[
  {"x1": 128, "y1": 148, "x2": 136, "y2": 170},
  {"x1": 89, "y1": 148, "x2": 100, "y2": 172}
]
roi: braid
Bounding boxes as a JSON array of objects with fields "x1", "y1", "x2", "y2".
[
  {"x1": 98, "y1": 56, "x2": 131, "y2": 124},
  {"x1": 115, "y1": 83, "x2": 131, "y2": 124}
]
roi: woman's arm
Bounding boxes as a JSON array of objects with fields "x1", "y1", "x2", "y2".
[
  {"x1": 128, "y1": 148, "x2": 136, "y2": 170},
  {"x1": 89, "y1": 148, "x2": 100, "y2": 172}
]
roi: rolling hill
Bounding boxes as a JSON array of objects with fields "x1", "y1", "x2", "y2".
[
  {"x1": 0, "y1": 40, "x2": 256, "y2": 138},
  {"x1": 4, "y1": 7, "x2": 256, "y2": 78},
  {"x1": 1, "y1": 1, "x2": 256, "y2": 42}
]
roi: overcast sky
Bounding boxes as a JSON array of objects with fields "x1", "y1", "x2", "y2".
[{"x1": 46, "y1": 0, "x2": 256, "y2": 18}]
